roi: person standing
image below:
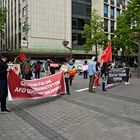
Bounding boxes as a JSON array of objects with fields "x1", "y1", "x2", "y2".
[
  {"x1": 47, "y1": 59, "x2": 55, "y2": 75},
  {"x1": 69, "y1": 59, "x2": 76, "y2": 86},
  {"x1": 124, "y1": 62, "x2": 130, "y2": 84},
  {"x1": 24, "y1": 61, "x2": 32, "y2": 80},
  {"x1": 88, "y1": 56, "x2": 96, "y2": 92},
  {"x1": 101, "y1": 62, "x2": 108, "y2": 91},
  {"x1": 60, "y1": 59, "x2": 70, "y2": 95},
  {"x1": 0, "y1": 52, "x2": 11, "y2": 113},
  {"x1": 34, "y1": 60, "x2": 41, "y2": 79},
  {"x1": 83, "y1": 60, "x2": 88, "y2": 79}
]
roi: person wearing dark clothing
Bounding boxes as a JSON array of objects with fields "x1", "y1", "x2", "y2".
[
  {"x1": 47, "y1": 59, "x2": 55, "y2": 75},
  {"x1": 34, "y1": 60, "x2": 41, "y2": 79},
  {"x1": 101, "y1": 62, "x2": 108, "y2": 91},
  {"x1": 0, "y1": 52, "x2": 11, "y2": 113},
  {"x1": 83, "y1": 60, "x2": 88, "y2": 79},
  {"x1": 124, "y1": 62, "x2": 130, "y2": 84}
]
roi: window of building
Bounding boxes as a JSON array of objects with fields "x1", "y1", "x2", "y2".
[
  {"x1": 116, "y1": 9, "x2": 120, "y2": 17},
  {"x1": 22, "y1": 6, "x2": 27, "y2": 17},
  {"x1": 72, "y1": 2, "x2": 91, "y2": 17},
  {"x1": 104, "y1": 19, "x2": 108, "y2": 32},
  {"x1": 72, "y1": 18, "x2": 77, "y2": 29},
  {"x1": 116, "y1": 0, "x2": 120, "y2": 7},
  {"x1": 78, "y1": 18, "x2": 85, "y2": 30},
  {"x1": 110, "y1": 21, "x2": 115, "y2": 33},
  {"x1": 111, "y1": 0, "x2": 114, "y2": 5},
  {"x1": 104, "y1": 4, "x2": 108, "y2": 17},
  {"x1": 104, "y1": 0, "x2": 108, "y2": 3},
  {"x1": 122, "y1": 0, "x2": 125, "y2": 9},
  {"x1": 110, "y1": 7, "x2": 114, "y2": 19}
]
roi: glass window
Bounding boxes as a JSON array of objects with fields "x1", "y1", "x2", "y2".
[
  {"x1": 116, "y1": 9, "x2": 120, "y2": 17},
  {"x1": 111, "y1": 0, "x2": 114, "y2": 5},
  {"x1": 78, "y1": 18, "x2": 85, "y2": 30},
  {"x1": 122, "y1": 0, "x2": 125, "y2": 9},
  {"x1": 72, "y1": 2, "x2": 91, "y2": 17},
  {"x1": 110, "y1": 21, "x2": 115, "y2": 33},
  {"x1": 116, "y1": 0, "x2": 120, "y2": 7},
  {"x1": 72, "y1": 18, "x2": 77, "y2": 29},
  {"x1": 104, "y1": 0, "x2": 108, "y2": 3},
  {"x1": 110, "y1": 7, "x2": 114, "y2": 19},
  {"x1": 104, "y1": 4, "x2": 108, "y2": 17},
  {"x1": 104, "y1": 19, "x2": 108, "y2": 32}
]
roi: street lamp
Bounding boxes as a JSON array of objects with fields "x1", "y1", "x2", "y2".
[
  {"x1": 132, "y1": 32, "x2": 140, "y2": 78},
  {"x1": 62, "y1": 40, "x2": 72, "y2": 60}
]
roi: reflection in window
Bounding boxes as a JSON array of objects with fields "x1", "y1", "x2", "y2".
[
  {"x1": 122, "y1": 0, "x2": 125, "y2": 9},
  {"x1": 72, "y1": 2, "x2": 91, "y2": 17},
  {"x1": 72, "y1": 33, "x2": 84, "y2": 45},
  {"x1": 110, "y1": 7, "x2": 114, "y2": 19},
  {"x1": 116, "y1": 0, "x2": 120, "y2": 7},
  {"x1": 116, "y1": 9, "x2": 120, "y2": 17},
  {"x1": 111, "y1": 0, "x2": 114, "y2": 5},
  {"x1": 110, "y1": 21, "x2": 115, "y2": 33},
  {"x1": 72, "y1": 18, "x2": 86, "y2": 30},
  {"x1": 104, "y1": 0, "x2": 108, "y2": 3},
  {"x1": 104, "y1": 4, "x2": 108, "y2": 17},
  {"x1": 104, "y1": 19, "x2": 108, "y2": 32}
]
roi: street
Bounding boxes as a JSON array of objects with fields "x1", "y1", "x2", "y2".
[{"x1": 0, "y1": 75, "x2": 140, "y2": 140}]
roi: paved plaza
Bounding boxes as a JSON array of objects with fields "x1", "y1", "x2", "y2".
[{"x1": 0, "y1": 76, "x2": 140, "y2": 140}]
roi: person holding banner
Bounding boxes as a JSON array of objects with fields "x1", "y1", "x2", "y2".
[
  {"x1": 0, "y1": 52, "x2": 11, "y2": 113},
  {"x1": 60, "y1": 59, "x2": 70, "y2": 95}
]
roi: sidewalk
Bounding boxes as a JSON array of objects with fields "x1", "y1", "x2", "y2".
[{"x1": 0, "y1": 77, "x2": 140, "y2": 140}]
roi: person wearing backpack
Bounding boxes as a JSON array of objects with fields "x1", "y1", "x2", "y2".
[{"x1": 34, "y1": 60, "x2": 41, "y2": 79}]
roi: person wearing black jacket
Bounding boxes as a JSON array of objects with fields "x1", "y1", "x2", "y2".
[{"x1": 0, "y1": 52, "x2": 11, "y2": 113}]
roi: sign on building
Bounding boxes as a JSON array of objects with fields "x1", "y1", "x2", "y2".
[{"x1": 21, "y1": 40, "x2": 28, "y2": 48}]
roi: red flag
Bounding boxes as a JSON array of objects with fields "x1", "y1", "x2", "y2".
[{"x1": 100, "y1": 44, "x2": 112, "y2": 64}]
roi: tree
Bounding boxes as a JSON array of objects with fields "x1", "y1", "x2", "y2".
[
  {"x1": 82, "y1": 9, "x2": 108, "y2": 56},
  {"x1": 111, "y1": 0, "x2": 140, "y2": 56},
  {"x1": 0, "y1": 7, "x2": 6, "y2": 31}
]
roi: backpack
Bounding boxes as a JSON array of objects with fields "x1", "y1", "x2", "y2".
[{"x1": 34, "y1": 63, "x2": 40, "y2": 71}]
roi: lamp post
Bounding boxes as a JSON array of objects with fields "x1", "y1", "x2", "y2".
[
  {"x1": 132, "y1": 32, "x2": 140, "y2": 78},
  {"x1": 62, "y1": 40, "x2": 72, "y2": 60}
]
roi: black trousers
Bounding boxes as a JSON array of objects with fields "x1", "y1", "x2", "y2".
[
  {"x1": 35, "y1": 71, "x2": 40, "y2": 79},
  {"x1": 69, "y1": 75, "x2": 74, "y2": 86},
  {"x1": 65, "y1": 78, "x2": 70, "y2": 94},
  {"x1": 0, "y1": 80, "x2": 8, "y2": 111},
  {"x1": 83, "y1": 71, "x2": 88, "y2": 79}
]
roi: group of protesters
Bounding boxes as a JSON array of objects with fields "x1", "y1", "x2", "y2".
[{"x1": 0, "y1": 49, "x2": 131, "y2": 113}]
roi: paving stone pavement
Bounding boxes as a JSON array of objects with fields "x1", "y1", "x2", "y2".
[{"x1": 0, "y1": 78, "x2": 140, "y2": 140}]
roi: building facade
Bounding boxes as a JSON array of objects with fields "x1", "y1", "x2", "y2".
[
  {"x1": 0, "y1": 0, "x2": 5, "y2": 51},
  {"x1": 1, "y1": 0, "x2": 72, "y2": 58},
  {"x1": 0, "y1": 0, "x2": 129, "y2": 59},
  {"x1": 92, "y1": 0, "x2": 129, "y2": 40}
]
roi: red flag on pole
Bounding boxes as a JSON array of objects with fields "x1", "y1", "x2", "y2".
[{"x1": 100, "y1": 44, "x2": 112, "y2": 64}]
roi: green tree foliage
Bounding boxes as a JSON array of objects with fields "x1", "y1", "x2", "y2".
[
  {"x1": 82, "y1": 9, "x2": 108, "y2": 55},
  {"x1": 112, "y1": 0, "x2": 140, "y2": 56},
  {"x1": 0, "y1": 7, "x2": 6, "y2": 31}
]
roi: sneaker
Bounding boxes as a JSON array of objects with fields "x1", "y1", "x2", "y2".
[{"x1": 1, "y1": 109, "x2": 11, "y2": 113}]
